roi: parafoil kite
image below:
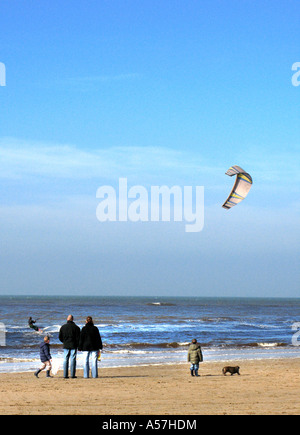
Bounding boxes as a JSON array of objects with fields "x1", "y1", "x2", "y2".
[{"x1": 222, "y1": 165, "x2": 252, "y2": 210}]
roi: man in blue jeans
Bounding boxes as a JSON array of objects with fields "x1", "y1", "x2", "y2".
[{"x1": 59, "y1": 315, "x2": 80, "y2": 379}]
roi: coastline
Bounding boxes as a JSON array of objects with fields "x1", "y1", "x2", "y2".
[
  {"x1": 1, "y1": 340, "x2": 299, "y2": 374},
  {"x1": 1, "y1": 345, "x2": 299, "y2": 374},
  {"x1": 0, "y1": 357, "x2": 299, "y2": 415}
]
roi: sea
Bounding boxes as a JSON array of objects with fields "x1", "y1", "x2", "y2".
[{"x1": 0, "y1": 296, "x2": 299, "y2": 373}]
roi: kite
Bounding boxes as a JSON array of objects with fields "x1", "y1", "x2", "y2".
[{"x1": 222, "y1": 165, "x2": 252, "y2": 210}]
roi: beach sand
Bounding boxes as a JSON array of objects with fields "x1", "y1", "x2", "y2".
[{"x1": 0, "y1": 358, "x2": 299, "y2": 415}]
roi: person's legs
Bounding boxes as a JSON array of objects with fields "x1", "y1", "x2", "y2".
[
  {"x1": 63, "y1": 348, "x2": 71, "y2": 378},
  {"x1": 70, "y1": 348, "x2": 77, "y2": 378},
  {"x1": 34, "y1": 362, "x2": 46, "y2": 378},
  {"x1": 190, "y1": 363, "x2": 195, "y2": 376},
  {"x1": 45, "y1": 360, "x2": 52, "y2": 377},
  {"x1": 90, "y1": 351, "x2": 98, "y2": 378},
  {"x1": 39, "y1": 362, "x2": 47, "y2": 371},
  {"x1": 194, "y1": 363, "x2": 200, "y2": 377},
  {"x1": 83, "y1": 351, "x2": 90, "y2": 378}
]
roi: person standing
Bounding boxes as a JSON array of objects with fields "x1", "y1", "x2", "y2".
[
  {"x1": 187, "y1": 338, "x2": 203, "y2": 377},
  {"x1": 59, "y1": 315, "x2": 80, "y2": 379},
  {"x1": 78, "y1": 316, "x2": 103, "y2": 379}
]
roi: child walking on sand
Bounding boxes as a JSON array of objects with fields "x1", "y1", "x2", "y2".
[
  {"x1": 187, "y1": 338, "x2": 203, "y2": 377},
  {"x1": 34, "y1": 335, "x2": 52, "y2": 378}
]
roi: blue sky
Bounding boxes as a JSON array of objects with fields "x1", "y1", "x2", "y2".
[{"x1": 0, "y1": 0, "x2": 299, "y2": 297}]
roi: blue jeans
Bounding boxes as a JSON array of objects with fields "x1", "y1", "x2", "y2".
[
  {"x1": 83, "y1": 351, "x2": 98, "y2": 378},
  {"x1": 63, "y1": 348, "x2": 77, "y2": 378},
  {"x1": 190, "y1": 363, "x2": 199, "y2": 373}
]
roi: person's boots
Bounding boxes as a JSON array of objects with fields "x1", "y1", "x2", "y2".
[
  {"x1": 190, "y1": 369, "x2": 194, "y2": 376},
  {"x1": 195, "y1": 370, "x2": 200, "y2": 377},
  {"x1": 34, "y1": 369, "x2": 41, "y2": 378},
  {"x1": 46, "y1": 370, "x2": 53, "y2": 378}
]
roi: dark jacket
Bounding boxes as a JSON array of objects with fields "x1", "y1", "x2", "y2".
[
  {"x1": 40, "y1": 341, "x2": 52, "y2": 362},
  {"x1": 187, "y1": 343, "x2": 203, "y2": 364},
  {"x1": 78, "y1": 323, "x2": 103, "y2": 352},
  {"x1": 59, "y1": 320, "x2": 80, "y2": 349}
]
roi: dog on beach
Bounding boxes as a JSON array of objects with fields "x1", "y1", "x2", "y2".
[{"x1": 222, "y1": 366, "x2": 240, "y2": 376}]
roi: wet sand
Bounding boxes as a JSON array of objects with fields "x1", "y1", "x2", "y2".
[{"x1": 0, "y1": 358, "x2": 299, "y2": 415}]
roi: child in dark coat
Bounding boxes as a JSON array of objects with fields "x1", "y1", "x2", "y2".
[
  {"x1": 187, "y1": 338, "x2": 203, "y2": 377},
  {"x1": 34, "y1": 336, "x2": 52, "y2": 378}
]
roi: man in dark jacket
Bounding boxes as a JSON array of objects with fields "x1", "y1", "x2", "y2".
[
  {"x1": 59, "y1": 315, "x2": 80, "y2": 379},
  {"x1": 78, "y1": 316, "x2": 103, "y2": 378},
  {"x1": 34, "y1": 335, "x2": 52, "y2": 378}
]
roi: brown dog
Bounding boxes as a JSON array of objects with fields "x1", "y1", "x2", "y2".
[{"x1": 222, "y1": 366, "x2": 240, "y2": 376}]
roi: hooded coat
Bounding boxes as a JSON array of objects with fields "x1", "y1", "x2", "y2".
[{"x1": 187, "y1": 343, "x2": 203, "y2": 364}]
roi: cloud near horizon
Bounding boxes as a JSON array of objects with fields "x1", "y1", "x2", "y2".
[
  {"x1": 1, "y1": 137, "x2": 299, "y2": 185},
  {"x1": 0, "y1": 137, "x2": 220, "y2": 184},
  {"x1": 0, "y1": 137, "x2": 299, "y2": 215}
]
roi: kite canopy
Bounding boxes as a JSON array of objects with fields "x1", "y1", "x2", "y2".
[{"x1": 222, "y1": 165, "x2": 252, "y2": 210}]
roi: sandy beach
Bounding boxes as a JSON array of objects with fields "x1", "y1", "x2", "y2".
[{"x1": 0, "y1": 358, "x2": 299, "y2": 415}]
